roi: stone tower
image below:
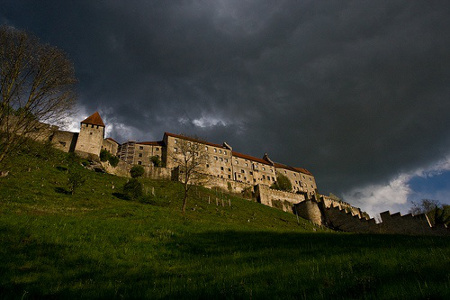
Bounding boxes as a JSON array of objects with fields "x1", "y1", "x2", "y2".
[{"x1": 74, "y1": 112, "x2": 105, "y2": 159}]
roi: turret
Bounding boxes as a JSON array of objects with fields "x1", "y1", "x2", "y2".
[{"x1": 74, "y1": 112, "x2": 105, "y2": 159}]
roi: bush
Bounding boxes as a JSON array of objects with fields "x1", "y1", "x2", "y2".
[
  {"x1": 67, "y1": 168, "x2": 86, "y2": 195},
  {"x1": 100, "y1": 149, "x2": 110, "y2": 162},
  {"x1": 123, "y1": 178, "x2": 143, "y2": 200},
  {"x1": 150, "y1": 155, "x2": 162, "y2": 167},
  {"x1": 271, "y1": 173, "x2": 292, "y2": 192},
  {"x1": 108, "y1": 155, "x2": 119, "y2": 167},
  {"x1": 130, "y1": 165, "x2": 145, "y2": 178}
]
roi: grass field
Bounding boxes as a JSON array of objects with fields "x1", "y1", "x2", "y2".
[{"x1": 0, "y1": 142, "x2": 449, "y2": 299}]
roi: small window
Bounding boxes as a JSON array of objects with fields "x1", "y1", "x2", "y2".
[
  {"x1": 220, "y1": 157, "x2": 223, "y2": 161},
  {"x1": 139, "y1": 146, "x2": 143, "y2": 150},
  {"x1": 250, "y1": 171, "x2": 253, "y2": 175},
  {"x1": 219, "y1": 149, "x2": 222, "y2": 154},
  {"x1": 214, "y1": 156, "x2": 218, "y2": 160},
  {"x1": 245, "y1": 163, "x2": 248, "y2": 167},
  {"x1": 263, "y1": 175, "x2": 266, "y2": 179},
  {"x1": 138, "y1": 161, "x2": 142, "y2": 165},
  {"x1": 235, "y1": 160, "x2": 239, "y2": 164},
  {"x1": 228, "y1": 175, "x2": 231, "y2": 179},
  {"x1": 214, "y1": 148, "x2": 217, "y2": 153},
  {"x1": 284, "y1": 171, "x2": 287, "y2": 174},
  {"x1": 174, "y1": 139, "x2": 177, "y2": 144},
  {"x1": 221, "y1": 167, "x2": 224, "y2": 170},
  {"x1": 174, "y1": 147, "x2": 177, "y2": 152},
  {"x1": 206, "y1": 164, "x2": 210, "y2": 168},
  {"x1": 224, "y1": 158, "x2": 228, "y2": 162},
  {"x1": 139, "y1": 153, "x2": 143, "y2": 157},
  {"x1": 205, "y1": 146, "x2": 208, "y2": 151},
  {"x1": 262, "y1": 167, "x2": 265, "y2": 171},
  {"x1": 241, "y1": 169, "x2": 245, "y2": 173},
  {"x1": 90, "y1": 132, "x2": 93, "y2": 135},
  {"x1": 224, "y1": 151, "x2": 227, "y2": 155},
  {"x1": 156, "y1": 148, "x2": 159, "y2": 151},
  {"x1": 228, "y1": 168, "x2": 231, "y2": 171},
  {"x1": 294, "y1": 173, "x2": 296, "y2": 177}
]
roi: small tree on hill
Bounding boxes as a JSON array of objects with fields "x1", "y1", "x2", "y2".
[
  {"x1": 67, "y1": 168, "x2": 86, "y2": 195},
  {"x1": 175, "y1": 136, "x2": 209, "y2": 214},
  {"x1": 130, "y1": 165, "x2": 145, "y2": 178},
  {"x1": 0, "y1": 26, "x2": 76, "y2": 166},
  {"x1": 271, "y1": 172, "x2": 292, "y2": 192}
]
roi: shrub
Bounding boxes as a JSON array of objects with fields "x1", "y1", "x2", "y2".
[
  {"x1": 108, "y1": 155, "x2": 119, "y2": 167},
  {"x1": 130, "y1": 165, "x2": 145, "y2": 178},
  {"x1": 123, "y1": 178, "x2": 143, "y2": 200},
  {"x1": 271, "y1": 173, "x2": 292, "y2": 192},
  {"x1": 150, "y1": 155, "x2": 162, "y2": 167},
  {"x1": 67, "y1": 168, "x2": 86, "y2": 195},
  {"x1": 100, "y1": 149, "x2": 110, "y2": 162}
]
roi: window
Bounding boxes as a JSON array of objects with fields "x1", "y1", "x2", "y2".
[
  {"x1": 241, "y1": 169, "x2": 245, "y2": 173},
  {"x1": 214, "y1": 156, "x2": 218, "y2": 160},
  {"x1": 174, "y1": 139, "x2": 177, "y2": 144},
  {"x1": 156, "y1": 148, "x2": 159, "y2": 151},
  {"x1": 284, "y1": 171, "x2": 287, "y2": 174},
  {"x1": 214, "y1": 148, "x2": 217, "y2": 153},
  {"x1": 206, "y1": 164, "x2": 210, "y2": 168},
  {"x1": 224, "y1": 151, "x2": 227, "y2": 155},
  {"x1": 219, "y1": 149, "x2": 222, "y2": 154},
  {"x1": 294, "y1": 173, "x2": 296, "y2": 177},
  {"x1": 173, "y1": 147, "x2": 177, "y2": 152},
  {"x1": 224, "y1": 158, "x2": 228, "y2": 162},
  {"x1": 205, "y1": 146, "x2": 208, "y2": 151},
  {"x1": 138, "y1": 161, "x2": 142, "y2": 165},
  {"x1": 250, "y1": 171, "x2": 253, "y2": 175},
  {"x1": 235, "y1": 160, "x2": 239, "y2": 164},
  {"x1": 228, "y1": 168, "x2": 231, "y2": 171},
  {"x1": 263, "y1": 175, "x2": 266, "y2": 179},
  {"x1": 221, "y1": 167, "x2": 224, "y2": 170},
  {"x1": 139, "y1": 153, "x2": 143, "y2": 158},
  {"x1": 245, "y1": 163, "x2": 248, "y2": 167},
  {"x1": 228, "y1": 175, "x2": 231, "y2": 179},
  {"x1": 220, "y1": 157, "x2": 223, "y2": 161},
  {"x1": 139, "y1": 146, "x2": 143, "y2": 150},
  {"x1": 262, "y1": 167, "x2": 265, "y2": 171}
]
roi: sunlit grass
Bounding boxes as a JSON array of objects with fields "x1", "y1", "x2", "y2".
[{"x1": 0, "y1": 142, "x2": 449, "y2": 299}]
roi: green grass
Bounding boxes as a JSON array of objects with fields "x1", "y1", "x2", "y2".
[{"x1": 0, "y1": 142, "x2": 449, "y2": 299}]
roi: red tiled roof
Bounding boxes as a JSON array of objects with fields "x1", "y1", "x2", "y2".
[
  {"x1": 81, "y1": 112, "x2": 105, "y2": 127},
  {"x1": 274, "y1": 162, "x2": 313, "y2": 176},
  {"x1": 164, "y1": 132, "x2": 224, "y2": 149},
  {"x1": 137, "y1": 141, "x2": 165, "y2": 146},
  {"x1": 232, "y1": 151, "x2": 271, "y2": 165},
  {"x1": 293, "y1": 167, "x2": 313, "y2": 176},
  {"x1": 106, "y1": 137, "x2": 120, "y2": 144}
]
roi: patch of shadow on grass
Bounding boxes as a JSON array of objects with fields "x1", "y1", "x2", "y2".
[
  {"x1": 113, "y1": 192, "x2": 128, "y2": 200},
  {"x1": 56, "y1": 166, "x2": 68, "y2": 172},
  {"x1": 54, "y1": 187, "x2": 70, "y2": 195}
]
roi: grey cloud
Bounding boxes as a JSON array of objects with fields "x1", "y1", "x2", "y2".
[{"x1": 2, "y1": 0, "x2": 450, "y2": 201}]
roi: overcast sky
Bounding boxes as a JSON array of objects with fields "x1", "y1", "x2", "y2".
[{"x1": 3, "y1": 1, "x2": 450, "y2": 217}]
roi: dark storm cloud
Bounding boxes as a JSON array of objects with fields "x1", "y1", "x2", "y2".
[{"x1": 2, "y1": 1, "x2": 450, "y2": 198}]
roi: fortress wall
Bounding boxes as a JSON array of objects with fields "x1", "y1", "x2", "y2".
[
  {"x1": 322, "y1": 197, "x2": 363, "y2": 218},
  {"x1": 101, "y1": 160, "x2": 171, "y2": 180},
  {"x1": 323, "y1": 205, "x2": 377, "y2": 233},
  {"x1": 294, "y1": 200, "x2": 323, "y2": 225},
  {"x1": 102, "y1": 139, "x2": 119, "y2": 156},
  {"x1": 52, "y1": 131, "x2": 78, "y2": 153},
  {"x1": 378, "y1": 211, "x2": 434, "y2": 235},
  {"x1": 255, "y1": 184, "x2": 305, "y2": 212}
]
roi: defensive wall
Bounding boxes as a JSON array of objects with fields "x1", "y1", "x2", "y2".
[{"x1": 295, "y1": 200, "x2": 449, "y2": 236}]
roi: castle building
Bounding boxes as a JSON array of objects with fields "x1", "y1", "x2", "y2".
[{"x1": 48, "y1": 112, "x2": 318, "y2": 196}]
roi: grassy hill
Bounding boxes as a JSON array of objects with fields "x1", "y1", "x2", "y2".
[{"x1": 1, "y1": 142, "x2": 449, "y2": 299}]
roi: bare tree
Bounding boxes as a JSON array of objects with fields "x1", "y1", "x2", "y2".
[
  {"x1": 409, "y1": 199, "x2": 450, "y2": 226},
  {"x1": 175, "y1": 137, "x2": 209, "y2": 214},
  {"x1": 0, "y1": 26, "x2": 76, "y2": 165}
]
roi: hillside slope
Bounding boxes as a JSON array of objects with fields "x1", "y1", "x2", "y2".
[{"x1": 1, "y1": 142, "x2": 449, "y2": 299}]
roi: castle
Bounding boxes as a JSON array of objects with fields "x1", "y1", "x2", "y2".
[{"x1": 38, "y1": 112, "x2": 448, "y2": 235}]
